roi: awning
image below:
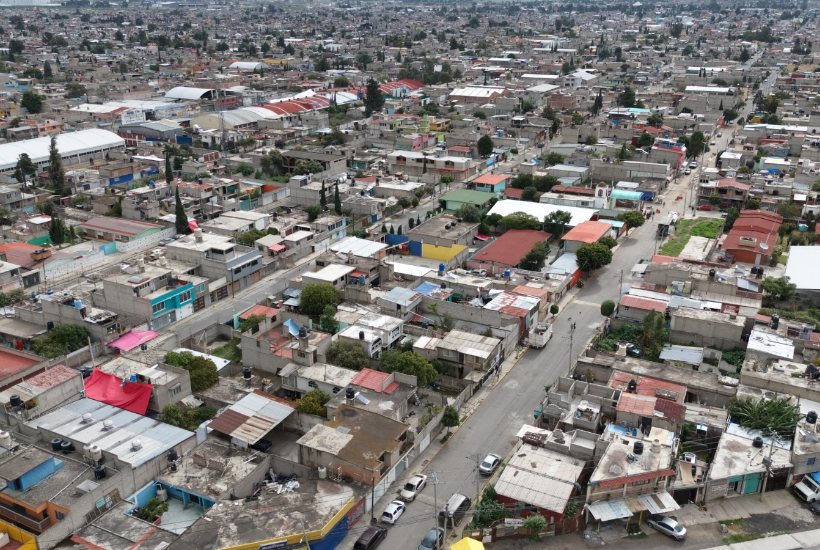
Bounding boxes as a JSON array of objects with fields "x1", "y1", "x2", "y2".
[
  {"x1": 587, "y1": 499, "x2": 632, "y2": 521},
  {"x1": 475, "y1": 234, "x2": 489, "y2": 241},
  {"x1": 350, "y1": 270, "x2": 367, "y2": 278},
  {"x1": 107, "y1": 330, "x2": 159, "y2": 352},
  {"x1": 451, "y1": 538, "x2": 484, "y2": 550},
  {"x1": 269, "y1": 244, "x2": 286, "y2": 252},
  {"x1": 639, "y1": 492, "x2": 680, "y2": 515},
  {"x1": 180, "y1": 395, "x2": 203, "y2": 408},
  {"x1": 283, "y1": 297, "x2": 300, "y2": 306}
]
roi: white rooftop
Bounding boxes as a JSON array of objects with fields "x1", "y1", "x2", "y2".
[
  {"x1": 487, "y1": 200, "x2": 597, "y2": 227},
  {"x1": 785, "y1": 246, "x2": 820, "y2": 291},
  {"x1": 747, "y1": 329, "x2": 794, "y2": 360}
]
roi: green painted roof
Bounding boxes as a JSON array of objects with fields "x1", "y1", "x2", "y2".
[{"x1": 441, "y1": 189, "x2": 494, "y2": 205}]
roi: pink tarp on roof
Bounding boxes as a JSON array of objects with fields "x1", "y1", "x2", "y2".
[
  {"x1": 188, "y1": 220, "x2": 199, "y2": 231},
  {"x1": 107, "y1": 330, "x2": 159, "y2": 352},
  {"x1": 84, "y1": 369, "x2": 152, "y2": 414}
]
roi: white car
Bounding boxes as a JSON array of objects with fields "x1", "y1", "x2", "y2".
[
  {"x1": 710, "y1": 140, "x2": 716, "y2": 146},
  {"x1": 381, "y1": 500, "x2": 406, "y2": 525},
  {"x1": 479, "y1": 453, "x2": 502, "y2": 475},
  {"x1": 400, "y1": 474, "x2": 428, "y2": 501}
]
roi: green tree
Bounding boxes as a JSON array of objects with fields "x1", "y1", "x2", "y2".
[
  {"x1": 333, "y1": 183, "x2": 342, "y2": 215},
  {"x1": 550, "y1": 304, "x2": 559, "y2": 316},
  {"x1": 544, "y1": 210, "x2": 572, "y2": 236},
  {"x1": 299, "y1": 283, "x2": 341, "y2": 316},
  {"x1": 617, "y1": 211, "x2": 645, "y2": 235},
  {"x1": 519, "y1": 241, "x2": 550, "y2": 271},
  {"x1": 48, "y1": 217, "x2": 66, "y2": 245},
  {"x1": 319, "y1": 181, "x2": 327, "y2": 208},
  {"x1": 159, "y1": 403, "x2": 216, "y2": 430},
  {"x1": 326, "y1": 339, "x2": 370, "y2": 370},
  {"x1": 238, "y1": 314, "x2": 266, "y2": 334},
  {"x1": 477, "y1": 135, "x2": 494, "y2": 158},
  {"x1": 599, "y1": 236, "x2": 618, "y2": 249},
  {"x1": 293, "y1": 159, "x2": 323, "y2": 175},
  {"x1": 33, "y1": 324, "x2": 90, "y2": 358},
  {"x1": 646, "y1": 113, "x2": 663, "y2": 126},
  {"x1": 43, "y1": 60, "x2": 52, "y2": 80},
  {"x1": 380, "y1": 350, "x2": 436, "y2": 387},
  {"x1": 165, "y1": 151, "x2": 173, "y2": 183},
  {"x1": 174, "y1": 187, "x2": 189, "y2": 234},
  {"x1": 235, "y1": 163, "x2": 255, "y2": 177},
  {"x1": 617, "y1": 86, "x2": 636, "y2": 108},
  {"x1": 500, "y1": 212, "x2": 541, "y2": 230},
  {"x1": 637, "y1": 310, "x2": 667, "y2": 361},
  {"x1": 761, "y1": 276, "x2": 797, "y2": 301},
  {"x1": 319, "y1": 305, "x2": 339, "y2": 334},
  {"x1": 575, "y1": 242, "x2": 613, "y2": 272},
  {"x1": 709, "y1": 194, "x2": 722, "y2": 206},
  {"x1": 455, "y1": 204, "x2": 482, "y2": 223},
  {"x1": 442, "y1": 405, "x2": 459, "y2": 433},
  {"x1": 601, "y1": 300, "x2": 616, "y2": 316},
  {"x1": 776, "y1": 201, "x2": 801, "y2": 219},
  {"x1": 333, "y1": 76, "x2": 351, "y2": 87},
  {"x1": 545, "y1": 152, "x2": 565, "y2": 166},
  {"x1": 356, "y1": 51, "x2": 373, "y2": 70},
  {"x1": 64, "y1": 83, "x2": 87, "y2": 99},
  {"x1": 591, "y1": 89, "x2": 604, "y2": 116},
  {"x1": 724, "y1": 207, "x2": 740, "y2": 230},
  {"x1": 637, "y1": 132, "x2": 654, "y2": 149},
  {"x1": 0, "y1": 289, "x2": 26, "y2": 308},
  {"x1": 13, "y1": 153, "x2": 36, "y2": 185},
  {"x1": 295, "y1": 388, "x2": 331, "y2": 416},
  {"x1": 21, "y1": 91, "x2": 44, "y2": 114},
  {"x1": 688, "y1": 130, "x2": 706, "y2": 159},
  {"x1": 48, "y1": 135, "x2": 67, "y2": 196},
  {"x1": 521, "y1": 186, "x2": 540, "y2": 202},
  {"x1": 364, "y1": 78, "x2": 385, "y2": 116},
  {"x1": 163, "y1": 351, "x2": 218, "y2": 392}
]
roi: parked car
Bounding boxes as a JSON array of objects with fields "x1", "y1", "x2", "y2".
[
  {"x1": 647, "y1": 515, "x2": 687, "y2": 541},
  {"x1": 400, "y1": 474, "x2": 428, "y2": 501},
  {"x1": 710, "y1": 140, "x2": 716, "y2": 146},
  {"x1": 717, "y1": 132, "x2": 723, "y2": 137},
  {"x1": 697, "y1": 205, "x2": 712, "y2": 211},
  {"x1": 684, "y1": 169, "x2": 691, "y2": 175},
  {"x1": 689, "y1": 161, "x2": 698, "y2": 168},
  {"x1": 250, "y1": 439, "x2": 272, "y2": 453},
  {"x1": 354, "y1": 526, "x2": 387, "y2": 550},
  {"x1": 479, "y1": 453, "x2": 501, "y2": 475},
  {"x1": 810, "y1": 500, "x2": 820, "y2": 515},
  {"x1": 381, "y1": 500, "x2": 406, "y2": 525},
  {"x1": 418, "y1": 527, "x2": 444, "y2": 550}
]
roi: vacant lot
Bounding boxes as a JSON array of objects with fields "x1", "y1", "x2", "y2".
[{"x1": 659, "y1": 217, "x2": 724, "y2": 257}]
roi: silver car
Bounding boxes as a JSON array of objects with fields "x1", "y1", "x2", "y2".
[
  {"x1": 647, "y1": 514, "x2": 687, "y2": 540},
  {"x1": 479, "y1": 453, "x2": 501, "y2": 475}
]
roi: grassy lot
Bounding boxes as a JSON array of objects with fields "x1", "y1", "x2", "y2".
[
  {"x1": 212, "y1": 338, "x2": 242, "y2": 363},
  {"x1": 658, "y1": 217, "x2": 724, "y2": 257}
]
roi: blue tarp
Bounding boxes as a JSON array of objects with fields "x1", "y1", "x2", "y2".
[
  {"x1": 415, "y1": 281, "x2": 444, "y2": 296},
  {"x1": 284, "y1": 318, "x2": 300, "y2": 337},
  {"x1": 810, "y1": 472, "x2": 820, "y2": 484}
]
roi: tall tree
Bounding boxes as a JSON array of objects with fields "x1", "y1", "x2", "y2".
[
  {"x1": 477, "y1": 135, "x2": 494, "y2": 157},
  {"x1": 13, "y1": 153, "x2": 36, "y2": 185},
  {"x1": 363, "y1": 78, "x2": 385, "y2": 116},
  {"x1": 43, "y1": 60, "x2": 52, "y2": 80},
  {"x1": 333, "y1": 182, "x2": 342, "y2": 215},
  {"x1": 174, "y1": 186, "x2": 188, "y2": 234},
  {"x1": 319, "y1": 181, "x2": 327, "y2": 208},
  {"x1": 48, "y1": 135, "x2": 67, "y2": 196},
  {"x1": 48, "y1": 217, "x2": 66, "y2": 245},
  {"x1": 165, "y1": 150, "x2": 173, "y2": 183}
]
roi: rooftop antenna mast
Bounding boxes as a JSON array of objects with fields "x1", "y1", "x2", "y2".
[{"x1": 216, "y1": 80, "x2": 228, "y2": 156}]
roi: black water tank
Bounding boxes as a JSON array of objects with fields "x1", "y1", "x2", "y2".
[
  {"x1": 627, "y1": 379, "x2": 637, "y2": 393},
  {"x1": 51, "y1": 438, "x2": 62, "y2": 451},
  {"x1": 345, "y1": 387, "x2": 355, "y2": 400},
  {"x1": 47, "y1": 321, "x2": 54, "y2": 331},
  {"x1": 243, "y1": 367, "x2": 252, "y2": 380},
  {"x1": 168, "y1": 449, "x2": 179, "y2": 462},
  {"x1": 753, "y1": 436, "x2": 764, "y2": 448},
  {"x1": 772, "y1": 315, "x2": 780, "y2": 330},
  {"x1": 94, "y1": 465, "x2": 106, "y2": 480},
  {"x1": 709, "y1": 269, "x2": 716, "y2": 278},
  {"x1": 60, "y1": 440, "x2": 74, "y2": 454},
  {"x1": 808, "y1": 411, "x2": 818, "y2": 425},
  {"x1": 9, "y1": 395, "x2": 22, "y2": 408},
  {"x1": 633, "y1": 441, "x2": 644, "y2": 455},
  {"x1": 359, "y1": 331, "x2": 365, "y2": 340},
  {"x1": 441, "y1": 283, "x2": 446, "y2": 289},
  {"x1": 457, "y1": 218, "x2": 463, "y2": 223},
  {"x1": 299, "y1": 326, "x2": 308, "y2": 338}
]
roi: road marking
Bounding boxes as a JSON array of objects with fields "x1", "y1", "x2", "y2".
[{"x1": 574, "y1": 300, "x2": 603, "y2": 307}]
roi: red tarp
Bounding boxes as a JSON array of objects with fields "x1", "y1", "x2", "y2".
[
  {"x1": 188, "y1": 220, "x2": 199, "y2": 232},
  {"x1": 84, "y1": 370, "x2": 153, "y2": 415}
]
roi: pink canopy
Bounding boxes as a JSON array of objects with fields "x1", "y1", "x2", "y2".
[
  {"x1": 188, "y1": 220, "x2": 199, "y2": 231},
  {"x1": 107, "y1": 330, "x2": 159, "y2": 352}
]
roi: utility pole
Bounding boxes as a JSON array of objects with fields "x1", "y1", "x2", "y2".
[
  {"x1": 431, "y1": 472, "x2": 440, "y2": 536},
  {"x1": 468, "y1": 454, "x2": 480, "y2": 509},
  {"x1": 370, "y1": 472, "x2": 376, "y2": 524},
  {"x1": 443, "y1": 503, "x2": 449, "y2": 545},
  {"x1": 300, "y1": 518, "x2": 311, "y2": 550},
  {"x1": 760, "y1": 430, "x2": 777, "y2": 501}
]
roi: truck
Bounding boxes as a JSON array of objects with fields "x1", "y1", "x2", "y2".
[
  {"x1": 794, "y1": 472, "x2": 820, "y2": 502},
  {"x1": 529, "y1": 323, "x2": 553, "y2": 348}
]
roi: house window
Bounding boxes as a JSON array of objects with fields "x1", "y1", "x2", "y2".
[
  {"x1": 809, "y1": 457, "x2": 817, "y2": 466},
  {"x1": 152, "y1": 301, "x2": 165, "y2": 314},
  {"x1": 179, "y1": 290, "x2": 192, "y2": 303},
  {"x1": 442, "y1": 349, "x2": 453, "y2": 357},
  {"x1": 169, "y1": 384, "x2": 181, "y2": 396},
  {"x1": 631, "y1": 479, "x2": 651, "y2": 486}
]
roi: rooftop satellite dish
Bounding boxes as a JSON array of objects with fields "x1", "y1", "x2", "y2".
[{"x1": 759, "y1": 243, "x2": 769, "y2": 250}]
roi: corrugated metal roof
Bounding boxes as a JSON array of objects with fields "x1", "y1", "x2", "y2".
[
  {"x1": 494, "y1": 445, "x2": 583, "y2": 514},
  {"x1": 27, "y1": 399, "x2": 194, "y2": 468},
  {"x1": 587, "y1": 499, "x2": 632, "y2": 521},
  {"x1": 209, "y1": 391, "x2": 295, "y2": 444}
]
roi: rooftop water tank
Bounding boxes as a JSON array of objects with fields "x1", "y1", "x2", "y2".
[{"x1": 633, "y1": 441, "x2": 644, "y2": 455}]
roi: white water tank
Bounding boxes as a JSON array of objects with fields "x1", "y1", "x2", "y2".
[
  {"x1": 651, "y1": 439, "x2": 662, "y2": 453},
  {"x1": 318, "y1": 466, "x2": 327, "y2": 479},
  {"x1": 156, "y1": 485, "x2": 168, "y2": 502},
  {"x1": 617, "y1": 343, "x2": 628, "y2": 356},
  {"x1": 83, "y1": 443, "x2": 94, "y2": 459},
  {"x1": 0, "y1": 431, "x2": 11, "y2": 449},
  {"x1": 90, "y1": 445, "x2": 103, "y2": 462}
]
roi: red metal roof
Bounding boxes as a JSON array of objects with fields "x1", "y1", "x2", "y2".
[
  {"x1": 617, "y1": 394, "x2": 656, "y2": 415},
  {"x1": 503, "y1": 188, "x2": 524, "y2": 199},
  {"x1": 562, "y1": 221, "x2": 611, "y2": 244},
  {"x1": 351, "y1": 368, "x2": 398, "y2": 394},
  {"x1": 239, "y1": 305, "x2": 280, "y2": 320},
  {"x1": 610, "y1": 372, "x2": 686, "y2": 404},
  {"x1": 471, "y1": 229, "x2": 551, "y2": 267},
  {"x1": 717, "y1": 178, "x2": 751, "y2": 192},
  {"x1": 378, "y1": 79, "x2": 424, "y2": 93},
  {"x1": 654, "y1": 398, "x2": 685, "y2": 420},
  {"x1": 597, "y1": 469, "x2": 676, "y2": 489},
  {"x1": 26, "y1": 364, "x2": 80, "y2": 390},
  {"x1": 619, "y1": 295, "x2": 667, "y2": 313},
  {"x1": 79, "y1": 216, "x2": 160, "y2": 237}
]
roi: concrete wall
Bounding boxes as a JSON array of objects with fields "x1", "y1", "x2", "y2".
[{"x1": 669, "y1": 313, "x2": 744, "y2": 349}]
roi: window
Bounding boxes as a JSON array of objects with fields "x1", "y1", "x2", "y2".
[
  {"x1": 152, "y1": 301, "x2": 165, "y2": 314},
  {"x1": 308, "y1": 380, "x2": 317, "y2": 388},
  {"x1": 159, "y1": 274, "x2": 167, "y2": 281},
  {"x1": 631, "y1": 479, "x2": 651, "y2": 487},
  {"x1": 178, "y1": 290, "x2": 192, "y2": 303},
  {"x1": 169, "y1": 384, "x2": 181, "y2": 396},
  {"x1": 809, "y1": 457, "x2": 817, "y2": 466}
]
